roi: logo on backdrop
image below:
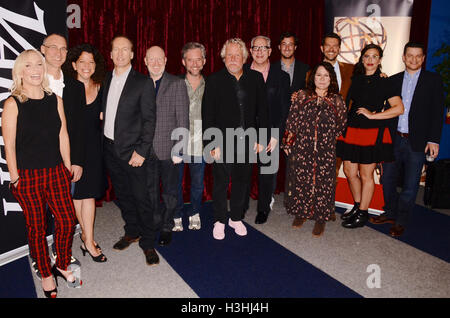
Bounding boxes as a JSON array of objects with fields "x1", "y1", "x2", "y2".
[
  {"x1": 0, "y1": 2, "x2": 49, "y2": 215},
  {"x1": 335, "y1": 16, "x2": 387, "y2": 64}
]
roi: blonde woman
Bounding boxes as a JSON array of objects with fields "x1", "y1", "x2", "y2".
[{"x1": 2, "y1": 50, "x2": 81, "y2": 298}]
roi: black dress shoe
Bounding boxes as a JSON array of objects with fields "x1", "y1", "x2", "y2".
[
  {"x1": 144, "y1": 249, "x2": 160, "y2": 266},
  {"x1": 158, "y1": 231, "x2": 172, "y2": 246},
  {"x1": 113, "y1": 235, "x2": 140, "y2": 250},
  {"x1": 342, "y1": 209, "x2": 369, "y2": 228},
  {"x1": 341, "y1": 203, "x2": 360, "y2": 221},
  {"x1": 255, "y1": 211, "x2": 269, "y2": 224}
]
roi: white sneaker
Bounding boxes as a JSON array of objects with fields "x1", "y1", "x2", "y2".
[
  {"x1": 213, "y1": 222, "x2": 225, "y2": 240},
  {"x1": 172, "y1": 218, "x2": 183, "y2": 232},
  {"x1": 228, "y1": 219, "x2": 247, "y2": 236},
  {"x1": 188, "y1": 213, "x2": 201, "y2": 230},
  {"x1": 269, "y1": 196, "x2": 275, "y2": 210}
]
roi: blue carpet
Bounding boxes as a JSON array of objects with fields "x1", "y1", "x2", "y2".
[
  {"x1": 336, "y1": 205, "x2": 450, "y2": 263},
  {"x1": 0, "y1": 256, "x2": 37, "y2": 298},
  {"x1": 156, "y1": 202, "x2": 361, "y2": 298}
]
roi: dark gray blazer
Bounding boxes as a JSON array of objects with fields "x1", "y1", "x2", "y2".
[{"x1": 152, "y1": 72, "x2": 189, "y2": 161}]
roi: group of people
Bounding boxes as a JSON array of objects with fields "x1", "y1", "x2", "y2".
[{"x1": 2, "y1": 30, "x2": 444, "y2": 298}]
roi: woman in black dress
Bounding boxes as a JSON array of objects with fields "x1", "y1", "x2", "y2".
[
  {"x1": 336, "y1": 44, "x2": 404, "y2": 228},
  {"x1": 63, "y1": 44, "x2": 106, "y2": 262}
]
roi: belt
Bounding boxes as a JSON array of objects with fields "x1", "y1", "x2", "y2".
[
  {"x1": 104, "y1": 136, "x2": 114, "y2": 144},
  {"x1": 396, "y1": 131, "x2": 409, "y2": 138}
]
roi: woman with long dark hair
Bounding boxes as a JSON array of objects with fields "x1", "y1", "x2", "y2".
[
  {"x1": 337, "y1": 44, "x2": 404, "y2": 228},
  {"x1": 282, "y1": 62, "x2": 347, "y2": 237},
  {"x1": 62, "y1": 43, "x2": 107, "y2": 262}
]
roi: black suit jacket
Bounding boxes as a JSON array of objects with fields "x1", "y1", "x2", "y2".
[
  {"x1": 102, "y1": 68, "x2": 156, "y2": 161},
  {"x1": 244, "y1": 63, "x2": 291, "y2": 139},
  {"x1": 273, "y1": 59, "x2": 309, "y2": 94},
  {"x1": 390, "y1": 70, "x2": 445, "y2": 152},
  {"x1": 202, "y1": 67, "x2": 270, "y2": 156},
  {"x1": 62, "y1": 76, "x2": 86, "y2": 167}
]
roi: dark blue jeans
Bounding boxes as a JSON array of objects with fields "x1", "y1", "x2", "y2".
[
  {"x1": 174, "y1": 156, "x2": 205, "y2": 218},
  {"x1": 381, "y1": 135, "x2": 425, "y2": 227}
]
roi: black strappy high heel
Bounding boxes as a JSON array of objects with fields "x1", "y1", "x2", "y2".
[
  {"x1": 80, "y1": 245, "x2": 107, "y2": 263},
  {"x1": 51, "y1": 265, "x2": 82, "y2": 288},
  {"x1": 42, "y1": 278, "x2": 57, "y2": 298},
  {"x1": 80, "y1": 233, "x2": 102, "y2": 251}
]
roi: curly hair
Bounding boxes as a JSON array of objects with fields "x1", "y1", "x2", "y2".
[
  {"x1": 220, "y1": 38, "x2": 248, "y2": 63},
  {"x1": 305, "y1": 62, "x2": 339, "y2": 97},
  {"x1": 353, "y1": 43, "x2": 383, "y2": 76},
  {"x1": 62, "y1": 43, "x2": 105, "y2": 84}
]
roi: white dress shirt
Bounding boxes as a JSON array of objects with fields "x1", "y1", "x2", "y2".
[
  {"x1": 47, "y1": 71, "x2": 65, "y2": 98},
  {"x1": 104, "y1": 66, "x2": 132, "y2": 140}
]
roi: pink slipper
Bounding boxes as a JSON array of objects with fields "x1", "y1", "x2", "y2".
[
  {"x1": 228, "y1": 219, "x2": 247, "y2": 236},
  {"x1": 213, "y1": 222, "x2": 225, "y2": 240}
]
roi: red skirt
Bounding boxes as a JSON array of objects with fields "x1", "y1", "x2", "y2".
[{"x1": 336, "y1": 126, "x2": 394, "y2": 164}]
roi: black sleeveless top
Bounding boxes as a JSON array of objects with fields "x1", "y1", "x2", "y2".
[{"x1": 14, "y1": 93, "x2": 62, "y2": 169}]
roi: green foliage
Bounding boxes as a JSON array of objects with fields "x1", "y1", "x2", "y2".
[{"x1": 433, "y1": 43, "x2": 450, "y2": 108}]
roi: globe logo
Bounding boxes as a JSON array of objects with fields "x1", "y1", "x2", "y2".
[{"x1": 335, "y1": 17, "x2": 387, "y2": 64}]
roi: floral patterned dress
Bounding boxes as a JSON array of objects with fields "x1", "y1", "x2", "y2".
[{"x1": 281, "y1": 90, "x2": 347, "y2": 222}]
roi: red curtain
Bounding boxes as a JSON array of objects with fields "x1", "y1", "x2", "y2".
[
  {"x1": 68, "y1": 0, "x2": 325, "y2": 76},
  {"x1": 69, "y1": 0, "x2": 325, "y2": 203}
]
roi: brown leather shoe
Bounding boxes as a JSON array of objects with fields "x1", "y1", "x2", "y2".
[
  {"x1": 113, "y1": 235, "x2": 140, "y2": 250},
  {"x1": 292, "y1": 216, "x2": 306, "y2": 228},
  {"x1": 144, "y1": 248, "x2": 160, "y2": 266},
  {"x1": 389, "y1": 224, "x2": 405, "y2": 237},
  {"x1": 369, "y1": 215, "x2": 395, "y2": 225},
  {"x1": 312, "y1": 221, "x2": 326, "y2": 237}
]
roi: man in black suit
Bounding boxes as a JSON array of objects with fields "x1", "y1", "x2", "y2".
[
  {"x1": 243, "y1": 35, "x2": 291, "y2": 224},
  {"x1": 370, "y1": 42, "x2": 445, "y2": 237},
  {"x1": 273, "y1": 32, "x2": 309, "y2": 94},
  {"x1": 202, "y1": 38, "x2": 270, "y2": 240},
  {"x1": 102, "y1": 36, "x2": 159, "y2": 265}
]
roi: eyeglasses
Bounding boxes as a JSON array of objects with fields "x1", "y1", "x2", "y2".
[
  {"x1": 43, "y1": 45, "x2": 68, "y2": 54},
  {"x1": 251, "y1": 46, "x2": 270, "y2": 52}
]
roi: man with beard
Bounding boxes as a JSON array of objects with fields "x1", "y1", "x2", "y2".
[
  {"x1": 274, "y1": 32, "x2": 309, "y2": 94},
  {"x1": 320, "y1": 33, "x2": 354, "y2": 204},
  {"x1": 144, "y1": 46, "x2": 189, "y2": 246},
  {"x1": 173, "y1": 42, "x2": 207, "y2": 232}
]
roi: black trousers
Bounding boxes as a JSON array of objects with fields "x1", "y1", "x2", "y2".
[
  {"x1": 146, "y1": 159, "x2": 180, "y2": 233},
  {"x1": 104, "y1": 141, "x2": 156, "y2": 250},
  {"x1": 212, "y1": 162, "x2": 252, "y2": 224}
]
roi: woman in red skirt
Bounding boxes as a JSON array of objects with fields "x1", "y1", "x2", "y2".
[
  {"x1": 336, "y1": 44, "x2": 404, "y2": 228},
  {"x1": 2, "y1": 50, "x2": 82, "y2": 298}
]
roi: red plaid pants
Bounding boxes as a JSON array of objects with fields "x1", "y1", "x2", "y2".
[{"x1": 11, "y1": 163, "x2": 76, "y2": 278}]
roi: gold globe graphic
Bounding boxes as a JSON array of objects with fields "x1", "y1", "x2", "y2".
[{"x1": 335, "y1": 17, "x2": 387, "y2": 64}]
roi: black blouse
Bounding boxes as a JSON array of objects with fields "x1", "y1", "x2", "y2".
[
  {"x1": 14, "y1": 93, "x2": 62, "y2": 169},
  {"x1": 346, "y1": 69, "x2": 399, "y2": 128}
]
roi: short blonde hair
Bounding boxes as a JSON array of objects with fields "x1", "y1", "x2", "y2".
[
  {"x1": 10, "y1": 49, "x2": 52, "y2": 103},
  {"x1": 220, "y1": 38, "x2": 248, "y2": 62}
]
